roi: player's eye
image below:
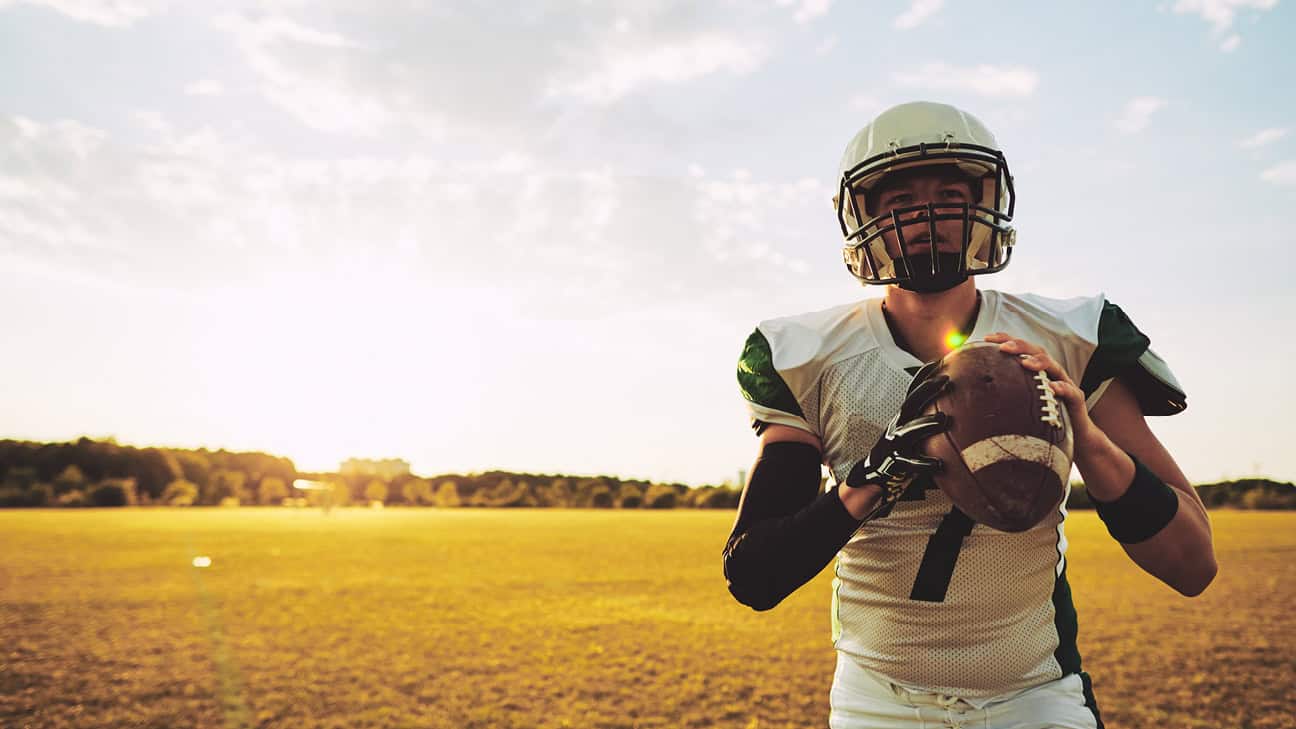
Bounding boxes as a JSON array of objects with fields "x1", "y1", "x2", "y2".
[
  {"x1": 883, "y1": 193, "x2": 913, "y2": 208},
  {"x1": 940, "y1": 188, "x2": 968, "y2": 200}
]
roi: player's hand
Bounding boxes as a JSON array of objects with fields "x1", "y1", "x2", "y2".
[
  {"x1": 983, "y1": 332, "x2": 1098, "y2": 448},
  {"x1": 843, "y1": 360, "x2": 951, "y2": 522}
]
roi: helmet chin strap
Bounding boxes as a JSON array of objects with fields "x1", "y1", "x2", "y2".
[{"x1": 895, "y1": 252, "x2": 969, "y2": 293}]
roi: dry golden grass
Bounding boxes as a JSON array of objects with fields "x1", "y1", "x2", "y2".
[{"x1": 0, "y1": 509, "x2": 1292, "y2": 729}]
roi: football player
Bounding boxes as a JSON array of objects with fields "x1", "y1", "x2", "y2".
[{"x1": 724, "y1": 101, "x2": 1216, "y2": 729}]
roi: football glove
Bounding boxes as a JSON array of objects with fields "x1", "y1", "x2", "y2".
[{"x1": 845, "y1": 360, "x2": 951, "y2": 522}]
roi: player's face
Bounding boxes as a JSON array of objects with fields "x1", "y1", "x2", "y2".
[{"x1": 855, "y1": 168, "x2": 977, "y2": 259}]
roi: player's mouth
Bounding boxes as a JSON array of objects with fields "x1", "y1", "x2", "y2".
[{"x1": 902, "y1": 233, "x2": 952, "y2": 253}]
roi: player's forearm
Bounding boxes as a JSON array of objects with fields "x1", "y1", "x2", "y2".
[
  {"x1": 723, "y1": 440, "x2": 864, "y2": 610},
  {"x1": 723, "y1": 487, "x2": 862, "y2": 611},
  {"x1": 1119, "y1": 492, "x2": 1216, "y2": 596},
  {"x1": 1076, "y1": 431, "x2": 1217, "y2": 596}
]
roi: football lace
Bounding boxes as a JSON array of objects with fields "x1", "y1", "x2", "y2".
[{"x1": 1034, "y1": 370, "x2": 1063, "y2": 428}]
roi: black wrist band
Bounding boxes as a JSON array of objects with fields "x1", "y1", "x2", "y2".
[{"x1": 1093, "y1": 455, "x2": 1179, "y2": 544}]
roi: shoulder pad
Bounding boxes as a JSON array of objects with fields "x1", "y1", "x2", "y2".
[
  {"x1": 737, "y1": 328, "x2": 807, "y2": 427},
  {"x1": 1008, "y1": 292, "x2": 1107, "y2": 342},
  {"x1": 1080, "y1": 299, "x2": 1186, "y2": 416},
  {"x1": 736, "y1": 301, "x2": 872, "y2": 435}
]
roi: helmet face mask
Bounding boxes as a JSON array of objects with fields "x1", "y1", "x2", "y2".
[{"x1": 835, "y1": 103, "x2": 1017, "y2": 291}]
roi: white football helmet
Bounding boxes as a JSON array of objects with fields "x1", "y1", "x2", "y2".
[{"x1": 835, "y1": 101, "x2": 1016, "y2": 290}]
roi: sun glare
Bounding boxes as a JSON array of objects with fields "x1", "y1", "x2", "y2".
[{"x1": 192, "y1": 268, "x2": 462, "y2": 474}]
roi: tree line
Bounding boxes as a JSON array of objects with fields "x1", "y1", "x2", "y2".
[
  {"x1": 0, "y1": 437, "x2": 1290, "y2": 510},
  {"x1": 0, "y1": 438, "x2": 742, "y2": 509}
]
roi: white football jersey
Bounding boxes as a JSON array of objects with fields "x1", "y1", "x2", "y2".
[{"x1": 736, "y1": 289, "x2": 1184, "y2": 698}]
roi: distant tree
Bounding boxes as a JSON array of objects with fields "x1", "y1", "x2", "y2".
[
  {"x1": 495, "y1": 481, "x2": 537, "y2": 507},
  {"x1": 89, "y1": 479, "x2": 136, "y2": 507},
  {"x1": 588, "y1": 484, "x2": 613, "y2": 508},
  {"x1": 3, "y1": 466, "x2": 37, "y2": 490},
  {"x1": 258, "y1": 477, "x2": 289, "y2": 506},
  {"x1": 1195, "y1": 478, "x2": 1295, "y2": 509},
  {"x1": 434, "y1": 480, "x2": 461, "y2": 507},
  {"x1": 134, "y1": 448, "x2": 183, "y2": 500},
  {"x1": 537, "y1": 479, "x2": 572, "y2": 508},
  {"x1": 643, "y1": 484, "x2": 678, "y2": 509},
  {"x1": 74, "y1": 438, "x2": 129, "y2": 483},
  {"x1": 206, "y1": 470, "x2": 246, "y2": 505},
  {"x1": 0, "y1": 487, "x2": 27, "y2": 507},
  {"x1": 470, "y1": 480, "x2": 501, "y2": 507},
  {"x1": 617, "y1": 483, "x2": 643, "y2": 509},
  {"x1": 57, "y1": 490, "x2": 88, "y2": 507},
  {"x1": 695, "y1": 487, "x2": 740, "y2": 509},
  {"x1": 365, "y1": 479, "x2": 389, "y2": 504},
  {"x1": 25, "y1": 483, "x2": 53, "y2": 507},
  {"x1": 161, "y1": 479, "x2": 199, "y2": 506},
  {"x1": 470, "y1": 479, "x2": 536, "y2": 507},
  {"x1": 53, "y1": 465, "x2": 87, "y2": 495},
  {"x1": 326, "y1": 479, "x2": 351, "y2": 507},
  {"x1": 173, "y1": 451, "x2": 213, "y2": 492},
  {"x1": 1241, "y1": 487, "x2": 1296, "y2": 510},
  {"x1": 401, "y1": 478, "x2": 432, "y2": 505}
]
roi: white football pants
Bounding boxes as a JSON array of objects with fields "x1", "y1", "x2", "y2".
[{"x1": 828, "y1": 653, "x2": 1102, "y2": 729}]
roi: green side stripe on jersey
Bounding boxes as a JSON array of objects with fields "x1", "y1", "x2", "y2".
[
  {"x1": 1080, "y1": 671, "x2": 1106, "y2": 729},
  {"x1": 1078, "y1": 302, "x2": 1150, "y2": 398},
  {"x1": 1052, "y1": 565, "x2": 1083, "y2": 676},
  {"x1": 737, "y1": 329, "x2": 805, "y2": 419}
]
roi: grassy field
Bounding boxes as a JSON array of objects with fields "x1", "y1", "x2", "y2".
[{"x1": 1, "y1": 509, "x2": 1293, "y2": 729}]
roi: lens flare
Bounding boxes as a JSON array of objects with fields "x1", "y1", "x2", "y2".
[{"x1": 945, "y1": 331, "x2": 968, "y2": 349}]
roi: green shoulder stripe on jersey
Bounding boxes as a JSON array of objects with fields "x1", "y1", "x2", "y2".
[
  {"x1": 737, "y1": 329, "x2": 805, "y2": 419},
  {"x1": 1079, "y1": 302, "x2": 1149, "y2": 398},
  {"x1": 1079, "y1": 302, "x2": 1186, "y2": 416}
]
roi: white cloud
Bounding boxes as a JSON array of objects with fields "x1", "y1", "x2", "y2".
[
  {"x1": 184, "y1": 79, "x2": 225, "y2": 96},
  {"x1": 215, "y1": 14, "x2": 393, "y2": 136},
  {"x1": 1170, "y1": 0, "x2": 1277, "y2": 51},
  {"x1": 693, "y1": 172, "x2": 827, "y2": 274},
  {"x1": 891, "y1": 63, "x2": 1039, "y2": 97},
  {"x1": 1171, "y1": 0, "x2": 1278, "y2": 33},
  {"x1": 546, "y1": 32, "x2": 767, "y2": 105},
  {"x1": 0, "y1": 113, "x2": 737, "y2": 308},
  {"x1": 129, "y1": 109, "x2": 170, "y2": 134},
  {"x1": 209, "y1": 4, "x2": 779, "y2": 142},
  {"x1": 1113, "y1": 97, "x2": 1168, "y2": 134},
  {"x1": 0, "y1": 0, "x2": 165, "y2": 27},
  {"x1": 1238, "y1": 127, "x2": 1288, "y2": 149},
  {"x1": 804, "y1": 0, "x2": 833, "y2": 23},
  {"x1": 777, "y1": 0, "x2": 834, "y2": 24},
  {"x1": 815, "y1": 34, "x2": 838, "y2": 56},
  {"x1": 894, "y1": 0, "x2": 945, "y2": 30},
  {"x1": 218, "y1": 14, "x2": 358, "y2": 49},
  {"x1": 1260, "y1": 160, "x2": 1296, "y2": 185}
]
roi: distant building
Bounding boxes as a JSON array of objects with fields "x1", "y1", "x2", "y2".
[{"x1": 340, "y1": 458, "x2": 411, "y2": 481}]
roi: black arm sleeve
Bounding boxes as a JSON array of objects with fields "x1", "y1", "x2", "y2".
[{"x1": 722, "y1": 441, "x2": 864, "y2": 611}]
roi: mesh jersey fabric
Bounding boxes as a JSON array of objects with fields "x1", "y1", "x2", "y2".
[{"x1": 735, "y1": 289, "x2": 1183, "y2": 698}]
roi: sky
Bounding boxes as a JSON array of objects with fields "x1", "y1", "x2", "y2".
[{"x1": 1, "y1": 0, "x2": 1294, "y2": 486}]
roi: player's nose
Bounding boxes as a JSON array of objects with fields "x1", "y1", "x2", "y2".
[{"x1": 900, "y1": 202, "x2": 934, "y2": 223}]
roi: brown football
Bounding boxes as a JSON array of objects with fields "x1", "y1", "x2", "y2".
[{"x1": 921, "y1": 341, "x2": 1074, "y2": 532}]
